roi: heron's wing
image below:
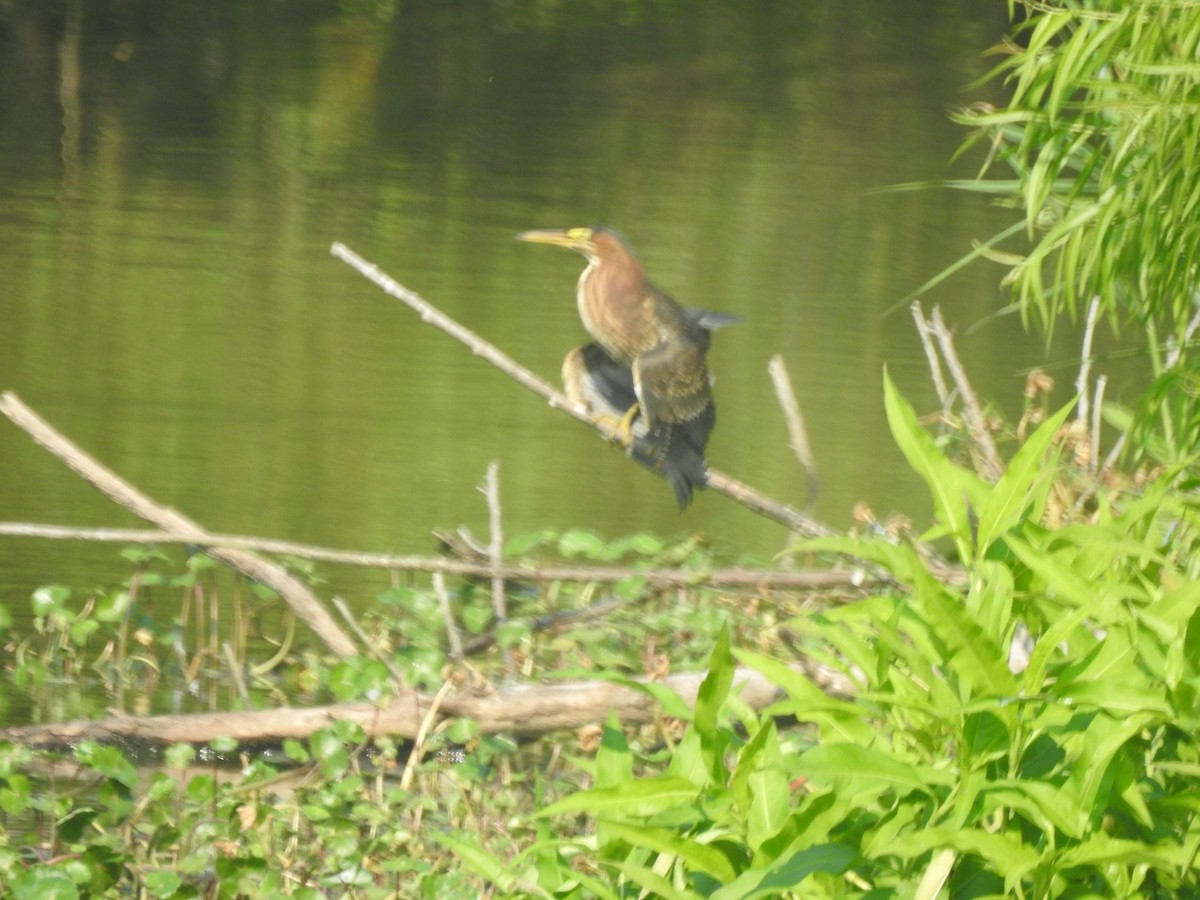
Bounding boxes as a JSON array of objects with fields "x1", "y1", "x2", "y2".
[
  {"x1": 563, "y1": 343, "x2": 710, "y2": 507},
  {"x1": 632, "y1": 340, "x2": 712, "y2": 427},
  {"x1": 563, "y1": 344, "x2": 639, "y2": 419}
]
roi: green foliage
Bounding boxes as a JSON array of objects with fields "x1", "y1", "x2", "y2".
[
  {"x1": 947, "y1": 1, "x2": 1200, "y2": 467},
  {"x1": 440, "y1": 378, "x2": 1200, "y2": 897},
  {"x1": 960, "y1": 1, "x2": 1200, "y2": 337}
]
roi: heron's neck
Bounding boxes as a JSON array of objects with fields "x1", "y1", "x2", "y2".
[{"x1": 576, "y1": 256, "x2": 645, "y2": 361}]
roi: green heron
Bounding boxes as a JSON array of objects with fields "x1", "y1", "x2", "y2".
[{"x1": 517, "y1": 226, "x2": 740, "y2": 507}]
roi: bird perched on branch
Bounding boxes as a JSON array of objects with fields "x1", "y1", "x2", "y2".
[{"x1": 517, "y1": 226, "x2": 740, "y2": 507}]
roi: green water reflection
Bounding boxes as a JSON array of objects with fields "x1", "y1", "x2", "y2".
[{"x1": 1, "y1": 1, "x2": 1117, "y2": 614}]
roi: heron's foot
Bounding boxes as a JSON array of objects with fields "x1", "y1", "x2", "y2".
[{"x1": 592, "y1": 403, "x2": 641, "y2": 448}]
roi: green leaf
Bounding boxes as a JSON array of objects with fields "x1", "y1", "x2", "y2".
[
  {"x1": 430, "y1": 832, "x2": 533, "y2": 896},
  {"x1": 615, "y1": 860, "x2": 699, "y2": 900},
  {"x1": 883, "y1": 370, "x2": 983, "y2": 561},
  {"x1": 975, "y1": 401, "x2": 1073, "y2": 549},
  {"x1": 598, "y1": 820, "x2": 737, "y2": 883},
  {"x1": 916, "y1": 583, "x2": 1018, "y2": 704},
  {"x1": 737, "y1": 648, "x2": 872, "y2": 744},
  {"x1": 1063, "y1": 712, "x2": 1155, "y2": 814},
  {"x1": 537, "y1": 777, "x2": 701, "y2": 820},
  {"x1": 981, "y1": 780, "x2": 1088, "y2": 839},
  {"x1": 884, "y1": 827, "x2": 1040, "y2": 883},
  {"x1": 595, "y1": 713, "x2": 632, "y2": 789},
  {"x1": 709, "y1": 844, "x2": 856, "y2": 900},
  {"x1": 1054, "y1": 835, "x2": 1187, "y2": 871},
  {"x1": 694, "y1": 624, "x2": 734, "y2": 784},
  {"x1": 795, "y1": 744, "x2": 951, "y2": 799},
  {"x1": 729, "y1": 719, "x2": 789, "y2": 852}
]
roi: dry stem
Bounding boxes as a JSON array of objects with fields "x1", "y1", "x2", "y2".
[{"x1": 768, "y1": 354, "x2": 819, "y2": 510}]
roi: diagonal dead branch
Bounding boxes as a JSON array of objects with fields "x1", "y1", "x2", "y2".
[
  {"x1": 0, "y1": 392, "x2": 357, "y2": 657},
  {"x1": 331, "y1": 242, "x2": 833, "y2": 540}
]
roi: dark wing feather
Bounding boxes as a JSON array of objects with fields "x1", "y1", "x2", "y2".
[{"x1": 563, "y1": 343, "x2": 710, "y2": 507}]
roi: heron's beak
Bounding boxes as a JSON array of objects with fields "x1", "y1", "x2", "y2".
[{"x1": 516, "y1": 227, "x2": 591, "y2": 248}]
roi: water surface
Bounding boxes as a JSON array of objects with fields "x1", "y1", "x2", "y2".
[{"x1": 1, "y1": 1, "x2": 1110, "y2": 616}]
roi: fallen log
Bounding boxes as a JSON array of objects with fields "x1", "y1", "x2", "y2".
[{"x1": 0, "y1": 660, "x2": 855, "y2": 750}]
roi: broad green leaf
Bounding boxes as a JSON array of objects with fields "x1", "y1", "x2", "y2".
[
  {"x1": 709, "y1": 844, "x2": 856, "y2": 900},
  {"x1": 981, "y1": 780, "x2": 1088, "y2": 839},
  {"x1": 729, "y1": 719, "x2": 790, "y2": 852},
  {"x1": 800, "y1": 533, "x2": 938, "y2": 593},
  {"x1": 883, "y1": 826, "x2": 1040, "y2": 883},
  {"x1": 1063, "y1": 712, "x2": 1155, "y2": 814},
  {"x1": 1005, "y1": 534, "x2": 1097, "y2": 608},
  {"x1": 975, "y1": 401, "x2": 1073, "y2": 549},
  {"x1": 599, "y1": 821, "x2": 737, "y2": 883},
  {"x1": 596, "y1": 712, "x2": 633, "y2": 789},
  {"x1": 537, "y1": 777, "x2": 701, "y2": 820},
  {"x1": 916, "y1": 582, "x2": 1018, "y2": 703},
  {"x1": 615, "y1": 860, "x2": 700, "y2": 900},
  {"x1": 694, "y1": 625, "x2": 734, "y2": 784},
  {"x1": 1053, "y1": 678, "x2": 1170, "y2": 716},
  {"x1": 795, "y1": 744, "x2": 952, "y2": 798},
  {"x1": 430, "y1": 832, "x2": 526, "y2": 895},
  {"x1": 668, "y1": 729, "x2": 712, "y2": 789},
  {"x1": 1054, "y1": 835, "x2": 1187, "y2": 870},
  {"x1": 736, "y1": 649, "x2": 871, "y2": 743},
  {"x1": 883, "y1": 372, "x2": 982, "y2": 560}
]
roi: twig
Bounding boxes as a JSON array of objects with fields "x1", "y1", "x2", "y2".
[
  {"x1": 910, "y1": 302, "x2": 950, "y2": 408},
  {"x1": 1090, "y1": 375, "x2": 1106, "y2": 476},
  {"x1": 1165, "y1": 304, "x2": 1200, "y2": 369},
  {"x1": 432, "y1": 572, "x2": 464, "y2": 661},
  {"x1": 0, "y1": 392, "x2": 357, "y2": 657},
  {"x1": 221, "y1": 642, "x2": 252, "y2": 709},
  {"x1": 1076, "y1": 296, "x2": 1101, "y2": 427},
  {"x1": 768, "y1": 355, "x2": 819, "y2": 510},
  {"x1": 330, "y1": 242, "x2": 832, "y2": 540},
  {"x1": 482, "y1": 463, "x2": 508, "y2": 672},
  {"x1": 928, "y1": 307, "x2": 1004, "y2": 480},
  {"x1": 399, "y1": 679, "x2": 455, "y2": 791},
  {"x1": 0, "y1": 521, "x2": 872, "y2": 589}
]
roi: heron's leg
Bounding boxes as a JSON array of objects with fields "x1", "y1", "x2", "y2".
[{"x1": 590, "y1": 402, "x2": 640, "y2": 448}]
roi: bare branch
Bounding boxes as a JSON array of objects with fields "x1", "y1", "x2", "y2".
[
  {"x1": 928, "y1": 307, "x2": 1004, "y2": 480},
  {"x1": 768, "y1": 354, "x2": 819, "y2": 510},
  {"x1": 433, "y1": 572, "x2": 465, "y2": 661},
  {"x1": 0, "y1": 521, "x2": 871, "y2": 589},
  {"x1": 910, "y1": 302, "x2": 950, "y2": 408},
  {"x1": 331, "y1": 242, "x2": 832, "y2": 539},
  {"x1": 0, "y1": 392, "x2": 357, "y2": 657}
]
